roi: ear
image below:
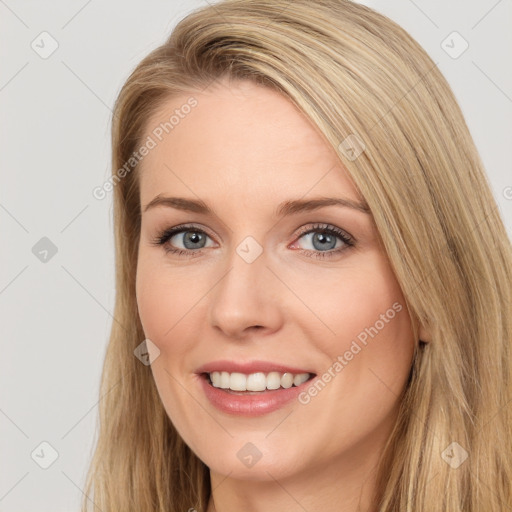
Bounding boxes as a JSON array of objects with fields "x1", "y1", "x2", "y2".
[{"x1": 418, "y1": 323, "x2": 431, "y2": 343}]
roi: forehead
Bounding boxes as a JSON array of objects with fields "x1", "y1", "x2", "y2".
[{"x1": 139, "y1": 79, "x2": 361, "y2": 205}]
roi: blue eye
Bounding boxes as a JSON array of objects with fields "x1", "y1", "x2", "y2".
[
  {"x1": 152, "y1": 224, "x2": 213, "y2": 257},
  {"x1": 293, "y1": 223, "x2": 354, "y2": 259},
  {"x1": 151, "y1": 222, "x2": 354, "y2": 260}
]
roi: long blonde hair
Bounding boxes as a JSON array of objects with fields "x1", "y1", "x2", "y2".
[{"x1": 83, "y1": 1, "x2": 512, "y2": 510}]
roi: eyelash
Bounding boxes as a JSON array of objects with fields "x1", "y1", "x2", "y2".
[{"x1": 150, "y1": 222, "x2": 355, "y2": 260}]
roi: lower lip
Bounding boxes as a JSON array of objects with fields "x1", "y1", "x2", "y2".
[{"x1": 199, "y1": 374, "x2": 314, "y2": 417}]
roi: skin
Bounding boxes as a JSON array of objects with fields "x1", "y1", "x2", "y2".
[{"x1": 135, "y1": 78, "x2": 426, "y2": 512}]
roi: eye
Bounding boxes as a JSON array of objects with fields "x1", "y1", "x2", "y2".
[
  {"x1": 291, "y1": 223, "x2": 354, "y2": 260},
  {"x1": 150, "y1": 222, "x2": 355, "y2": 260},
  {"x1": 150, "y1": 224, "x2": 214, "y2": 257}
]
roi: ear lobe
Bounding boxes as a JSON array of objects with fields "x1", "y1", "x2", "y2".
[{"x1": 418, "y1": 323, "x2": 431, "y2": 343}]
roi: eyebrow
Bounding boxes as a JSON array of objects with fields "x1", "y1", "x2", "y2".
[
  {"x1": 142, "y1": 195, "x2": 370, "y2": 216},
  {"x1": 143, "y1": 195, "x2": 371, "y2": 216}
]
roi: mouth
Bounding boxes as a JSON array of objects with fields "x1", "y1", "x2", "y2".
[
  {"x1": 202, "y1": 371, "x2": 316, "y2": 394},
  {"x1": 198, "y1": 369, "x2": 318, "y2": 416},
  {"x1": 195, "y1": 360, "x2": 318, "y2": 415}
]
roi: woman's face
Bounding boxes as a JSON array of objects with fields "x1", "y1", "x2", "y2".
[{"x1": 136, "y1": 78, "x2": 415, "y2": 482}]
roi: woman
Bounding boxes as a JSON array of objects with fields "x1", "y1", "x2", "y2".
[{"x1": 83, "y1": 1, "x2": 512, "y2": 511}]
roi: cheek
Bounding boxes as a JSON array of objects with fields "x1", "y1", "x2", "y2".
[
  {"x1": 136, "y1": 255, "x2": 185, "y2": 350},
  {"x1": 135, "y1": 259, "x2": 167, "y2": 341},
  {"x1": 135, "y1": 252, "x2": 213, "y2": 361},
  {"x1": 297, "y1": 262, "x2": 408, "y2": 340},
  {"x1": 291, "y1": 254, "x2": 415, "y2": 388},
  {"x1": 135, "y1": 256, "x2": 204, "y2": 440},
  {"x1": 287, "y1": 261, "x2": 414, "y2": 455}
]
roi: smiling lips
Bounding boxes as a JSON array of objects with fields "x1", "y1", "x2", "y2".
[
  {"x1": 196, "y1": 360, "x2": 317, "y2": 415},
  {"x1": 208, "y1": 371, "x2": 311, "y2": 391}
]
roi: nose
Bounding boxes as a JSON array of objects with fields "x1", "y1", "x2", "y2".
[{"x1": 208, "y1": 247, "x2": 284, "y2": 340}]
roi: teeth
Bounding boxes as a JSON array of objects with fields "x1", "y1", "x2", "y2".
[{"x1": 209, "y1": 371, "x2": 310, "y2": 391}]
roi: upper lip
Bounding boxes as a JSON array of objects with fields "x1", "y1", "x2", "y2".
[{"x1": 195, "y1": 359, "x2": 315, "y2": 375}]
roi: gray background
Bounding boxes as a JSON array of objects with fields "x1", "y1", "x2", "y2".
[{"x1": 1, "y1": 0, "x2": 511, "y2": 510}]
